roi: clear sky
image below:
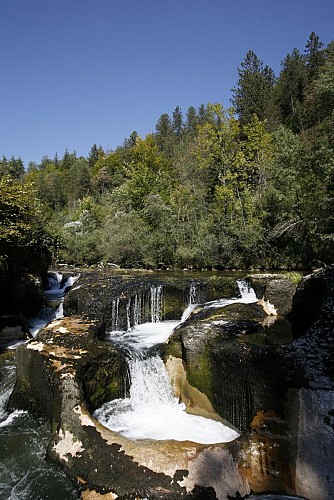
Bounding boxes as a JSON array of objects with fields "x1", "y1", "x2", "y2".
[{"x1": 1, "y1": 0, "x2": 333, "y2": 166}]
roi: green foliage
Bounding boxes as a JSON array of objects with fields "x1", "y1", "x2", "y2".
[
  {"x1": 0, "y1": 176, "x2": 52, "y2": 271},
  {"x1": 0, "y1": 156, "x2": 25, "y2": 180},
  {"x1": 1, "y1": 33, "x2": 333, "y2": 270},
  {"x1": 231, "y1": 50, "x2": 277, "y2": 127}
]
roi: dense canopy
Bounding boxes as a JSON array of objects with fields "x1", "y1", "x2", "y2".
[{"x1": 1, "y1": 33, "x2": 333, "y2": 271}]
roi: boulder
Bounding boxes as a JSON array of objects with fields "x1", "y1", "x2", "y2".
[
  {"x1": 0, "y1": 314, "x2": 32, "y2": 347},
  {"x1": 8, "y1": 268, "x2": 334, "y2": 498},
  {"x1": 165, "y1": 309, "x2": 296, "y2": 432},
  {"x1": 8, "y1": 316, "x2": 251, "y2": 499},
  {"x1": 247, "y1": 273, "x2": 299, "y2": 316},
  {"x1": 289, "y1": 267, "x2": 332, "y2": 338}
]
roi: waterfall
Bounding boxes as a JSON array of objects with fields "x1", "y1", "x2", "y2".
[
  {"x1": 189, "y1": 283, "x2": 197, "y2": 304},
  {"x1": 46, "y1": 271, "x2": 62, "y2": 290},
  {"x1": 111, "y1": 298, "x2": 120, "y2": 330},
  {"x1": 237, "y1": 279, "x2": 258, "y2": 303},
  {"x1": 150, "y1": 285, "x2": 163, "y2": 323},
  {"x1": 126, "y1": 298, "x2": 131, "y2": 331},
  {"x1": 133, "y1": 293, "x2": 142, "y2": 326},
  {"x1": 94, "y1": 279, "x2": 261, "y2": 444},
  {"x1": 29, "y1": 272, "x2": 79, "y2": 337}
]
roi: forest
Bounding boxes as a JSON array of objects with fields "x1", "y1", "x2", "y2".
[{"x1": 1, "y1": 33, "x2": 333, "y2": 273}]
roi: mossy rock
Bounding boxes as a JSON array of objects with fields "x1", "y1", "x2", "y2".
[{"x1": 185, "y1": 302, "x2": 267, "y2": 324}]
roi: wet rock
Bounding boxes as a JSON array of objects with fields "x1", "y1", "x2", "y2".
[
  {"x1": 8, "y1": 268, "x2": 334, "y2": 498},
  {"x1": 289, "y1": 267, "x2": 331, "y2": 338},
  {"x1": 164, "y1": 267, "x2": 334, "y2": 499},
  {"x1": 247, "y1": 274, "x2": 299, "y2": 316},
  {"x1": 63, "y1": 269, "x2": 241, "y2": 330},
  {"x1": 0, "y1": 315, "x2": 32, "y2": 345},
  {"x1": 288, "y1": 266, "x2": 334, "y2": 389},
  {"x1": 184, "y1": 302, "x2": 267, "y2": 325},
  {"x1": 294, "y1": 389, "x2": 334, "y2": 499},
  {"x1": 8, "y1": 316, "x2": 251, "y2": 499},
  {"x1": 165, "y1": 318, "x2": 295, "y2": 432}
]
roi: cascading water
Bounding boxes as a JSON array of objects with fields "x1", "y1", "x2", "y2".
[
  {"x1": 29, "y1": 273, "x2": 79, "y2": 337},
  {"x1": 0, "y1": 272, "x2": 81, "y2": 499},
  {"x1": 94, "y1": 280, "x2": 257, "y2": 444},
  {"x1": 150, "y1": 284, "x2": 163, "y2": 323}
]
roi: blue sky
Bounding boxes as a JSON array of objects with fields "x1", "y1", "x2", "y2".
[{"x1": 1, "y1": 0, "x2": 333, "y2": 166}]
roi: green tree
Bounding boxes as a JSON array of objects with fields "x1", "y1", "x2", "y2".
[
  {"x1": 0, "y1": 156, "x2": 25, "y2": 180},
  {"x1": 305, "y1": 32, "x2": 325, "y2": 81},
  {"x1": 172, "y1": 106, "x2": 184, "y2": 137},
  {"x1": 124, "y1": 135, "x2": 174, "y2": 210},
  {"x1": 185, "y1": 106, "x2": 198, "y2": 136},
  {"x1": 231, "y1": 50, "x2": 276, "y2": 126},
  {"x1": 155, "y1": 113, "x2": 174, "y2": 155},
  {"x1": 88, "y1": 144, "x2": 104, "y2": 168},
  {"x1": 0, "y1": 176, "x2": 52, "y2": 272},
  {"x1": 275, "y1": 48, "x2": 308, "y2": 131}
]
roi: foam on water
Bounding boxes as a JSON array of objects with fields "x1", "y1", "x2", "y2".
[
  {"x1": 95, "y1": 281, "x2": 258, "y2": 444},
  {"x1": 106, "y1": 321, "x2": 179, "y2": 353},
  {"x1": 94, "y1": 354, "x2": 239, "y2": 443},
  {"x1": 29, "y1": 273, "x2": 78, "y2": 337}
]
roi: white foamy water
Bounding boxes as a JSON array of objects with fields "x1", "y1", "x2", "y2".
[
  {"x1": 94, "y1": 280, "x2": 258, "y2": 444},
  {"x1": 29, "y1": 274, "x2": 78, "y2": 337},
  {"x1": 203, "y1": 279, "x2": 258, "y2": 310},
  {"x1": 106, "y1": 321, "x2": 179, "y2": 353},
  {"x1": 0, "y1": 363, "x2": 27, "y2": 429},
  {"x1": 94, "y1": 354, "x2": 239, "y2": 443},
  {"x1": 0, "y1": 409, "x2": 27, "y2": 429}
]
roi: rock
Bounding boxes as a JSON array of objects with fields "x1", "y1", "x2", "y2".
[
  {"x1": 0, "y1": 272, "x2": 45, "y2": 318},
  {"x1": 8, "y1": 268, "x2": 334, "y2": 498},
  {"x1": 164, "y1": 267, "x2": 334, "y2": 499},
  {"x1": 165, "y1": 319, "x2": 296, "y2": 432},
  {"x1": 63, "y1": 269, "x2": 241, "y2": 330},
  {"x1": 289, "y1": 267, "x2": 331, "y2": 338},
  {"x1": 8, "y1": 316, "x2": 251, "y2": 499},
  {"x1": 0, "y1": 315, "x2": 32, "y2": 347},
  {"x1": 288, "y1": 266, "x2": 334, "y2": 389},
  {"x1": 184, "y1": 302, "x2": 267, "y2": 325},
  {"x1": 247, "y1": 273, "x2": 299, "y2": 316}
]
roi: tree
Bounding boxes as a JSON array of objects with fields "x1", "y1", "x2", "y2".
[
  {"x1": 275, "y1": 48, "x2": 308, "y2": 131},
  {"x1": 124, "y1": 135, "x2": 174, "y2": 210},
  {"x1": 0, "y1": 176, "x2": 52, "y2": 272},
  {"x1": 123, "y1": 131, "x2": 139, "y2": 149},
  {"x1": 305, "y1": 32, "x2": 325, "y2": 81},
  {"x1": 60, "y1": 149, "x2": 76, "y2": 169},
  {"x1": 185, "y1": 106, "x2": 198, "y2": 136},
  {"x1": 303, "y1": 40, "x2": 334, "y2": 125},
  {"x1": 231, "y1": 50, "x2": 276, "y2": 126},
  {"x1": 155, "y1": 113, "x2": 174, "y2": 155},
  {"x1": 0, "y1": 156, "x2": 25, "y2": 180},
  {"x1": 172, "y1": 106, "x2": 184, "y2": 137},
  {"x1": 88, "y1": 144, "x2": 104, "y2": 168}
]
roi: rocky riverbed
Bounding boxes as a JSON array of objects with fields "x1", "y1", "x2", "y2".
[{"x1": 3, "y1": 268, "x2": 334, "y2": 499}]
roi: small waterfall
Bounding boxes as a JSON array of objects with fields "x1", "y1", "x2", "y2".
[
  {"x1": 150, "y1": 285, "x2": 163, "y2": 323},
  {"x1": 237, "y1": 280, "x2": 258, "y2": 303},
  {"x1": 94, "y1": 279, "x2": 258, "y2": 444},
  {"x1": 189, "y1": 283, "x2": 197, "y2": 304},
  {"x1": 0, "y1": 363, "x2": 22, "y2": 427},
  {"x1": 111, "y1": 298, "x2": 120, "y2": 330},
  {"x1": 126, "y1": 298, "x2": 131, "y2": 331},
  {"x1": 46, "y1": 271, "x2": 63, "y2": 290},
  {"x1": 133, "y1": 293, "x2": 142, "y2": 326},
  {"x1": 29, "y1": 272, "x2": 79, "y2": 337}
]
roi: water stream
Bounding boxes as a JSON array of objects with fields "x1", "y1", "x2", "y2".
[
  {"x1": 94, "y1": 280, "x2": 257, "y2": 444},
  {"x1": 0, "y1": 275, "x2": 257, "y2": 496},
  {"x1": 0, "y1": 272, "x2": 81, "y2": 499}
]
